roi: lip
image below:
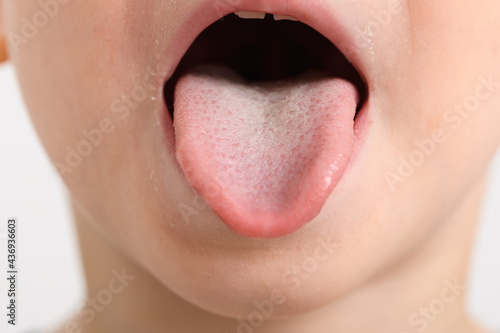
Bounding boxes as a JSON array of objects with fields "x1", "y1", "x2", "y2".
[
  {"x1": 156, "y1": 0, "x2": 373, "y2": 236},
  {"x1": 159, "y1": 0, "x2": 368, "y2": 89}
]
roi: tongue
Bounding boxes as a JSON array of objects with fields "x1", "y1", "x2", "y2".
[{"x1": 174, "y1": 65, "x2": 358, "y2": 238}]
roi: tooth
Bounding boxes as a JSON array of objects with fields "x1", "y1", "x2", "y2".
[
  {"x1": 235, "y1": 11, "x2": 266, "y2": 19},
  {"x1": 273, "y1": 14, "x2": 298, "y2": 21}
]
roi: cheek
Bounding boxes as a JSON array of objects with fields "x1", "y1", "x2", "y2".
[
  {"x1": 330, "y1": 0, "x2": 500, "y2": 287},
  {"x1": 5, "y1": 1, "x2": 106, "y2": 157},
  {"x1": 2, "y1": 2, "x2": 139, "y2": 226},
  {"x1": 5, "y1": 0, "x2": 196, "y2": 251},
  {"x1": 377, "y1": 0, "x2": 500, "y2": 195}
]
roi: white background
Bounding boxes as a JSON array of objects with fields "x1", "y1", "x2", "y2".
[{"x1": 0, "y1": 62, "x2": 498, "y2": 332}]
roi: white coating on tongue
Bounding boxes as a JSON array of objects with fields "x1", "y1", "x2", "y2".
[{"x1": 174, "y1": 65, "x2": 358, "y2": 238}]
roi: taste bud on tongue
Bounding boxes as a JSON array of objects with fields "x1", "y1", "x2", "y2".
[{"x1": 174, "y1": 65, "x2": 358, "y2": 238}]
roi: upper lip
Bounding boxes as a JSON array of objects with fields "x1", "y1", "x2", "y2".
[{"x1": 159, "y1": 0, "x2": 368, "y2": 88}]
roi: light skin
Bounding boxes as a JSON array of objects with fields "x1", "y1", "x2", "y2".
[{"x1": 1, "y1": 1, "x2": 499, "y2": 333}]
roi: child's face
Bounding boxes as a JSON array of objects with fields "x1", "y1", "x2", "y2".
[{"x1": 3, "y1": 0, "x2": 500, "y2": 317}]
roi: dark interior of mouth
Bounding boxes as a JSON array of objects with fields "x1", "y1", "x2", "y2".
[{"x1": 164, "y1": 14, "x2": 367, "y2": 118}]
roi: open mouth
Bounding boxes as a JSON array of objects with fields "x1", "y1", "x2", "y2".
[
  {"x1": 165, "y1": 13, "x2": 367, "y2": 115},
  {"x1": 163, "y1": 9, "x2": 369, "y2": 238}
]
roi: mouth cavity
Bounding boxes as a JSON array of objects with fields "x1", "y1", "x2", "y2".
[
  {"x1": 165, "y1": 13, "x2": 366, "y2": 114},
  {"x1": 164, "y1": 13, "x2": 367, "y2": 238}
]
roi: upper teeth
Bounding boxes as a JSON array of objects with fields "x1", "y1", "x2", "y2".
[
  {"x1": 235, "y1": 11, "x2": 266, "y2": 19},
  {"x1": 273, "y1": 14, "x2": 298, "y2": 21},
  {"x1": 235, "y1": 11, "x2": 298, "y2": 21}
]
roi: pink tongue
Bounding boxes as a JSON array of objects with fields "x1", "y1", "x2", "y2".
[{"x1": 174, "y1": 65, "x2": 358, "y2": 238}]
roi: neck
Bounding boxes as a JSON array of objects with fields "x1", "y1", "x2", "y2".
[{"x1": 63, "y1": 176, "x2": 490, "y2": 333}]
